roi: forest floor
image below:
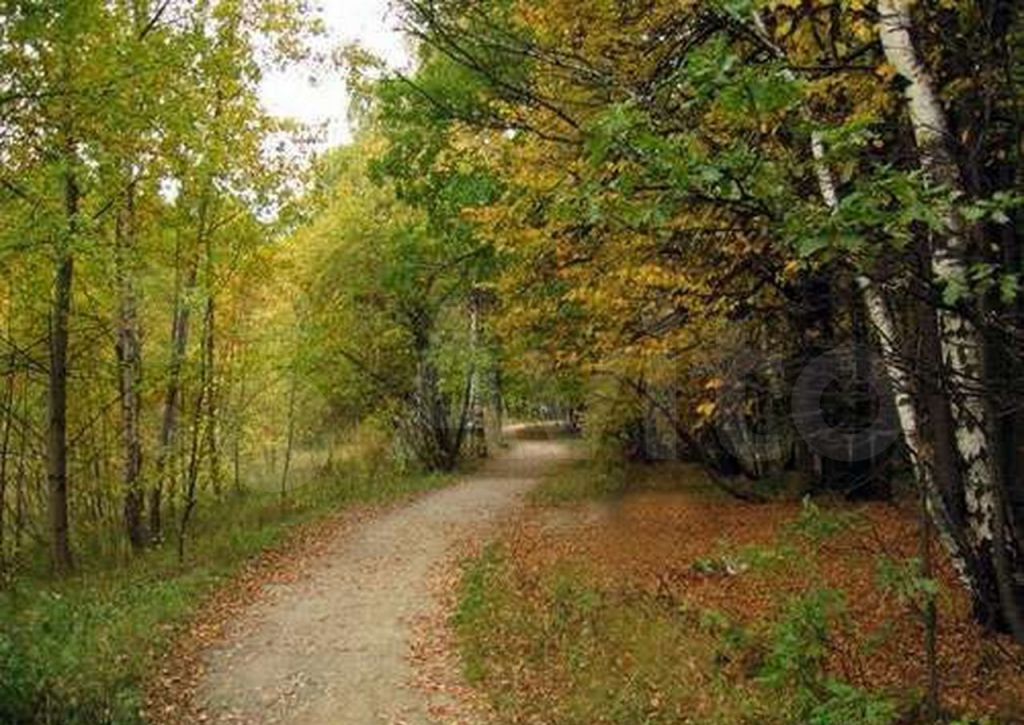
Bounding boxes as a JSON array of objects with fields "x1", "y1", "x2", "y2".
[
  {"x1": 453, "y1": 459, "x2": 1024, "y2": 724},
  {"x1": 145, "y1": 432, "x2": 1024, "y2": 725},
  {"x1": 148, "y1": 425, "x2": 577, "y2": 724}
]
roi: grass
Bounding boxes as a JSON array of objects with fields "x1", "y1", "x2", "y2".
[
  {"x1": 454, "y1": 544, "x2": 764, "y2": 724},
  {"x1": 0, "y1": 462, "x2": 452, "y2": 725},
  {"x1": 527, "y1": 452, "x2": 726, "y2": 507},
  {"x1": 528, "y1": 459, "x2": 626, "y2": 505},
  {"x1": 454, "y1": 461, "x2": 919, "y2": 724},
  {"x1": 453, "y1": 543, "x2": 903, "y2": 725}
]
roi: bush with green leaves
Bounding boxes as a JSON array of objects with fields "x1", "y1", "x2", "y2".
[{"x1": 760, "y1": 588, "x2": 896, "y2": 725}]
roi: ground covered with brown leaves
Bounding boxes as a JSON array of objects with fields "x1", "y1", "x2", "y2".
[{"x1": 453, "y1": 460, "x2": 1024, "y2": 723}]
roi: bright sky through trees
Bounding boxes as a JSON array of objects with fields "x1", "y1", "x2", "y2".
[{"x1": 259, "y1": 0, "x2": 410, "y2": 147}]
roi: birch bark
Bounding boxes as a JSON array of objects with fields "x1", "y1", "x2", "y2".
[{"x1": 877, "y1": 0, "x2": 1023, "y2": 639}]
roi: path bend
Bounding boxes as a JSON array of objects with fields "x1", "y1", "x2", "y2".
[{"x1": 197, "y1": 431, "x2": 574, "y2": 724}]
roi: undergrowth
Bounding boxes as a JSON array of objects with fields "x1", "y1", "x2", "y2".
[
  {"x1": 528, "y1": 456, "x2": 628, "y2": 505},
  {"x1": 454, "y1": 544, "x2": 900, "y2": 724},
  {"x1": 454, "y1": 487, "x2": 918, "y2": 724},
  {"x1": 0, "y1": 464, "x2": 450, "y2": 724}
]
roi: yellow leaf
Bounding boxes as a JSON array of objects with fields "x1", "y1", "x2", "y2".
[
  {"x1": 696, "y1": 401, "x2": 717, "y2": 418},
  {"x1": 875, "y1": 63, "x2": 897, "y2": 82}
]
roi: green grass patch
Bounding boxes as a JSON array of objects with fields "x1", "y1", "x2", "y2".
[
  {"x1": 528, "y1": 456, "x2": 723, "y2": 507},
  {"x1": 527, "y1": 456, "x2": 627, "y2": 506},
  {"x1": 0, "y1": 465, "x2": 451, "y2": 725}
]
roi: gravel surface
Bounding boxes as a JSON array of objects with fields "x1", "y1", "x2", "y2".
[{"x1": 196, "y1": 434, "x2": 573, "y2": 724}]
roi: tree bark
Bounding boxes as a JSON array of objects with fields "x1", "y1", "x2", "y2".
[
  {"x1": 47, "y1": 165, "x2": 77, "y2": 574},
  {"x1": 280, "y1": 373, "x2": 297, "y2": 500},
  {"x1": 177, "y1": 297, "x2": 211, "y2": 562},
  {"x1": 877, "y1": 0, "x2": 1024, "y2": 640},
  {"x1": 0, "y1": 345, "x2": 14, "y2": 573},
  {"x1": 203, "y1": 260, "x2": 219, "y2": 497},
  {"x1": 152, "y1": 194, "x2": 207, "y2": 540},
  {"x1": 115, "y1": 182, "x2": 146, "y2": 550},
  {"x1": 812, "y1": 132, "x2": 982, "y2": 603}
]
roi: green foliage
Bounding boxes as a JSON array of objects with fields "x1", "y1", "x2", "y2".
[
  {"x1": 875, "y1": 556, "x2": 940, "y2": 610},
  {"x1": 788, "y1": 498, "x2": 861, "y2": 542},
  {"x1": 694, "y1": 542, "x2": 799, "y2": 577},
  {"x1": 454, "y1": 546, "x2": 899, "y2": 724},
  {"x1": 759, "y1": 588, "x2": 845, "y2": 691},
  {"x1": 454, "y1": 548, "x2": 727, "y2": 723},
  {"x1": 0, "y1": 460, "x2": 451, "y2": 724},
  {"x1": 760, "y1": 589, "x2": 896, "y2": 725}
]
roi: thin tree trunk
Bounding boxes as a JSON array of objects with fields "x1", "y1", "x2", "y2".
[
  {"x1": 466, "y1": 294, "x2": 485, "y2": 458},
  {"x1": 233, "y1": 363, "x2": 245, "y2": 493},
  {"x1": 280, "y1": 374, "x2": 297, "y2": 500},
  {"x1": 152, "y1": 196, "x2": 208, "y2": 540},
  {"x1": 0, "y1": 348, "x2": 14, "y2": 574},
  {"x1": 13, "y1": 397, "x2": 27, "y2": 555},
  {"x1": 177, "y1": 298, "x2": 212, "y2": 562},
  {"x1": 115, "y1": 182, "x2": 146, "y2": 550},
  {"x1": 202, "y1": 226, "x2": 219, "y2": 497},
  {"x1": 47, "y1": 165, "x2": 77, "y2": 574},
  {"x1": 203, "y1": 287, "x2": 219, "y2": 496},
  {"x1": 878, "y1": 0, "x2": 1024, "y2": 641},
  {"x1": 492, "y1": 365, "x2": 504, "y2": 445}
]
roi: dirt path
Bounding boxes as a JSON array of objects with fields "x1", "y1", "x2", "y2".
[{"x1": 196, "y1": 433, "x2": 574, "y2": 724}]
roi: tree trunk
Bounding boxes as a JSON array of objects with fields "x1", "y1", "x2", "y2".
[
  {"x1": 878, "y1": 0, "x2": 1024, "y2": 640},
  {"x1": 203, "y1": 288, "x2": 219, "y2": 497},
  {"x1": 233, "y1": 364, "x2": 245, "y2": 493},
  {"x1": 467, "y1": 295, "x2": 486, "y2": 458},
  {"x1": 152, "y1": 196, "x2": 207, "y2": 540},
  {"x1": 177, "y1": 297, "x2": 211, "y2": 562},
  {"x1": 0, "y1": 346, "x2": 14, "y2": 573},
  {"x1": 115, "y1": 182, "x2": 146, "y2": 550},
  {"x1": 47, "y1": 167, "x2": 77, "y2": 574},
  {"x1": 812, "y1": 132, "x2": 982, "y2": 602},
  {"x1": 280, "y1": 373, "x2": 297, "y2": 500},
  {"x1": 492, "y1": 365, "x2": 505, "y2": 446}
]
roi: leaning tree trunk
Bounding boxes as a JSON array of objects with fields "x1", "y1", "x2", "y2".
[
  {"x1": 177, "y1": 296, "x2": 212, "y2": 562},
  {"x1": 0, "y1": 343, "x2": 15, "y2": 573},
  {"x1": 280, "y1": 373, "x2": 297, "y2": 500},
  {"x1": 811, "y1": 132, "x2": 985, "y2": 604},
  {"x1": 202, "y1": 232, "x2": 220, "y2": 498},
  {"x1": 878, "y1": 0, "x2": 1024, "y2": 640},
  {"x1": 114, "y1": 182, "x2": 146, "y2": 550}
]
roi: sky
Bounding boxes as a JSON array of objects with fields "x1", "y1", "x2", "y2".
[{"x1": 259, "y1": 0, "x2": 412, "y2": 148}]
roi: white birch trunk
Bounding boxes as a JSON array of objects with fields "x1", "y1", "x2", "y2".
[
  {"x1": 878, "y1": 0, "x2": 995, "y2": 543},
  {"x1": 877, "y1": 0, "x2": 1022, "y2": 638},
  {"x1": 811, "y1": 133, "x2": 976, "y2": 594}
]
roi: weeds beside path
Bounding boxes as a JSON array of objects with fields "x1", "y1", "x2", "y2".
[
  {"x1": 0, "y1": 461, "x2": 450, "y2": 725},
  {"x1": 453, "y1": 459, "x2": 1024, "y2": 724}
]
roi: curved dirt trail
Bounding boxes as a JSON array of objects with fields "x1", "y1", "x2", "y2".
[{"x1": 197, "y1": 433, "x2": 574, "y2": 724}]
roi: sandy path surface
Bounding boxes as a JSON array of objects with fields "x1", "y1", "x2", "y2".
[{"x1": 196, "y1": 434, "x2": 573, "y2": 724}]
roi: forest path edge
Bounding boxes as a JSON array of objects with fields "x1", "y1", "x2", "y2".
[{"x1": 181, "y1": 428, "x2": 576, "y2": 724}]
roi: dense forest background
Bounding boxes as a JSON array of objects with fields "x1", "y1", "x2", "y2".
[{"x1": 1, "y1": 0, "x2": 1023, "y2": 722}]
